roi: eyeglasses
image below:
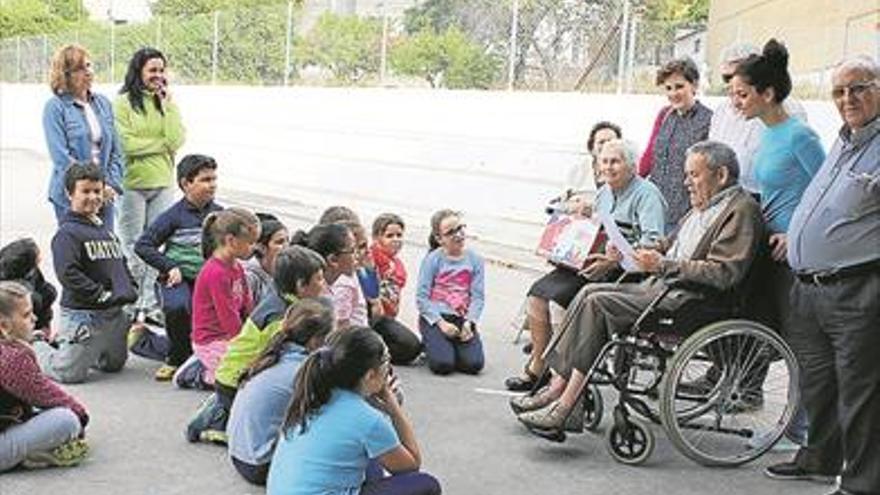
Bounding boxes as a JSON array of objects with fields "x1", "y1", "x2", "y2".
[
  {"x1": 440, "y1": 224, "x2": 467, "y2": 238},
  {"x1": 831, "y1": 81, "x2": 876, "y2": 100}
]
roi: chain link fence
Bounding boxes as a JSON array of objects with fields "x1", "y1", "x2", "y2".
[{"x1": 0, "y1": 0, "x2": 684, "y2": 93}]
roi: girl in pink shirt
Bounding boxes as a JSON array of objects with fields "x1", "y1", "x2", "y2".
[{"x1": 174, "y1": 208, "x2": 259, "y2": 389}]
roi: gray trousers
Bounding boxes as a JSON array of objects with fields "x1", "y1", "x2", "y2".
[
  {"x1": 549, "y1": 278, "x2": 671, "y2": 378},
  {"x1": 0, "y1": 407, "x2": 82, "y2": 472},
  {"x1": 118, "y1": 186, "x2": 176, "y2": 316},
  {"x1": 34, "y1": 306, "x2": 130, "y2": 384},
  {"x1": 788, "y1": 272, "x2": 880, "y2": 494}
]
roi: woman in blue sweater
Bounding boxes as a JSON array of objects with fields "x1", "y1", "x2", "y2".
[{"x1": 730, "y1": 38, "x2": 824, "y2": 446}]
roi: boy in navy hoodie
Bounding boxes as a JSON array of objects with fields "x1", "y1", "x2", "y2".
[
  {"x1": 34, "y1": 163, "x2": 137, "y2": 384},
  {"x1": 132, "y1": 155, "x2": 223, "y2": 381}
]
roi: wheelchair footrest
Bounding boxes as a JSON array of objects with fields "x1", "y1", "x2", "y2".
[{"x1": 526, "y1": 426, "x2": 567, "y2": 443}]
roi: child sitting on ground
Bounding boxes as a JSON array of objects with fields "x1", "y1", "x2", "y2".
[
  {"x1": 416, "y1": 209, "x2": 486, "y2": 375},
  {"x1": 132, "y1": 154, "x2": 224, "y2": 381},
  {"x1": 173, "y1": 208, "x2": 259, "y2": 389},
  {"x1": 0, "y1": 238, "x2": 57, "y2": 333},
  {"x1": 186, "y1": 246, "x2": 326, "y2": 444},
  {"x1": 35, "y1": 163, "x2": 138, "y2": 384},
  {"x1": 369, "y1": 213, "x2": 422, "y2": 365},
  {"x1": 244, "y1": 213, "x2": 289, "y2": 303},
  {"x1": 267, "y1": 327, "x2": 441, "y2": 495},
  {"x1": 0, "y1": 281, "x2": 90, "y2": 472},
  {"x1": 226, "y1": 298, "x2": 335, "y2": 485}
]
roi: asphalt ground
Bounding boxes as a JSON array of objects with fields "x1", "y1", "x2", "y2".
[{"x1": 0, "y1": 148, "x2": 829, "y2": 495}]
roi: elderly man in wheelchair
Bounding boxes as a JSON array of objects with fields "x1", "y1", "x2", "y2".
[{"x1": 510, "y1": 140, "x2": 800, "y2": 466}]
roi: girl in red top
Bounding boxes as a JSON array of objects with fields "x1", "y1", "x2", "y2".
[
  {"x1": 174, "y1": 208, "x2": 259, "y2": 389},
  {"x1": 0, "y1": 281, "x2": 89, "y2": 471},
  {"x1": 369, "y1": 213, "x2": 422, "y2": 365}
]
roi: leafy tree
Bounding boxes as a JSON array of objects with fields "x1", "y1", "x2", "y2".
[
  {"x1": 0, "y1": 0, "x2": 86, "y2": 37},
  {"x1": 391, "y1": 27, "x2": 499, "y2": 89},
  {"x1": 295, "y1": 12, "x2": 382, "y2": 84},
  {"x1": 151, "y1": 0, "x2": 300, "y2": 18}
]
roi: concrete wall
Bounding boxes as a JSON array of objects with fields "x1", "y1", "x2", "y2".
[{"x1": 707, "y1": 0, "x2": 879, "y2": 86}]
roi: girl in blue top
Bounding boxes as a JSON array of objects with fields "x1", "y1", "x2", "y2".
[
  {"x1": 730, "y1": 38, "x2": 823, "y2": 446},
  {"x1": 416, "y1": 210, "x2": 486, "y2": 376},
  {"x1": 267, "y1": 327, "x2": 440, "y2": 495},
  {"x1": 227, "y1": 298, "x2": 335, "y2": 486}
]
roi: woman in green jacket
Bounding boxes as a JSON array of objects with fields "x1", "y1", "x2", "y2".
[{"x1": 115, "y1": 47, "x2": 186, "y2": 327}]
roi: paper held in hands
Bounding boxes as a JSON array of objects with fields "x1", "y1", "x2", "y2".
[
  {"x1": 599, "y1": 211, "x2": 639, "y2": 272},
  {"x1": 535, "y1": 214, "x2": 604, "y2": 270}
]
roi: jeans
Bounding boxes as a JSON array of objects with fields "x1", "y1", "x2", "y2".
[
  {"x1": 0, "y1": 408, "x2": 82, "y2": 472},
  {"x1": 160, "y1": 279, "x2": 195, "y2": 366},
  {"x1": 118, "y1": 187, "x2": 176, "y2": 317},
  {"x1": 52, "y1": 200, "x2": 116, "y2": 232},
  {"x1": 34, "y1": 306, "x2": 130, "y2": 384},
  {"x1": 419, "y1": 315, "x2": 484, "y2": 376}
]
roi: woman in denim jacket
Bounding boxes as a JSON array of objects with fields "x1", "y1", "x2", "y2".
[{"x1": 42, "y1": 44, "x2": 125, "y2": 229}]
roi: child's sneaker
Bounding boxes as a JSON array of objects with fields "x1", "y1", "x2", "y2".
[
  {"x1": 22, "y1": 438, "x2": 89, "y2": 469},
  {"x1": 154, "y1": 364, "x2": 178, "y2": 382},
  {"x1": 198, "y1": 429, "x2": 228, "y2": 445},
  {"x1": 173, "y1": 355, "x2": 208, "y2": 390},
  {"x1": 185, "y1": 393, "x2": 228, "y2": 443},
  {"x1": 127, "y1": 323, "x2": 147, "y2": 350}
]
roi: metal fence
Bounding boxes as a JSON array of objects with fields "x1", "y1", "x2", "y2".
[{"x1": 0, "y1": 0, "x2": 682, "y2": 93}]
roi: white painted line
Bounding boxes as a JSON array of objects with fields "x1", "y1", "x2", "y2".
[{"x1": 474, "y1": 387, "x2": 522, "y2": 398}]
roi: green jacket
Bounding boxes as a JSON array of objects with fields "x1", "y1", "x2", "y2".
[
  {"x1": 113, "y1": 94, "x2": 185, "y2": 190},
  {"x1": 214, "y1": 292, "x2": 296, "y2": 389}
]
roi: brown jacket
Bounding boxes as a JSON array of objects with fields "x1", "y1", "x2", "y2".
[{"x1": 659, "y1": 186, "x2": 765, "y2": 302}]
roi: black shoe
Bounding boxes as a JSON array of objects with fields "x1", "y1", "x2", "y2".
[
  {"x1": 504, "y1": 370, "x2": 549, "y2": 392},
  {"x1": 764, "y1": 462, "x2": 836, "y2": 484}
]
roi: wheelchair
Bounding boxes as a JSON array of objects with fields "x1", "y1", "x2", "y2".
[{"x1": 524, "y1": 283, "x2": 800, "y2": 468}]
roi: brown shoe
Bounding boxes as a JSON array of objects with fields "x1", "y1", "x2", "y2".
[
  {"x1": 510, "y1": 385, "x2": 559, "y2": 414},
  {"x1": 517, "y1": 399, "x2": 584, "y2": 433}
]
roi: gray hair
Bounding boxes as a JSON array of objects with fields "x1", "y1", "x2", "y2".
[
  {"x1": 599, "y1": 138, "x2": 640, "y2": 170},
  {"x1": 834, "y1": 55, "x2": 879, "y2": 81},
  {"x1": 686, "y1": 141, "x2": 740, "y2": 183},
  {"x1": 720, "y1": 42, "x2": 761, "y2": 65}
]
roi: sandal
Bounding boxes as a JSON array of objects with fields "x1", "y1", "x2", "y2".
[{"x1": 504, "y1": 363, "x2": 549, "y2": 392}]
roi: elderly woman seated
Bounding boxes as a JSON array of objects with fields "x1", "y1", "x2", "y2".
[
  {"x1": 511, "y1": 141, "x2": 765, "y2": 434},
  {"x1": 505, "y1": 138, "x2": 667, "y2": 391}
]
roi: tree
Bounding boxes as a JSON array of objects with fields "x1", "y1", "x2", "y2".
[
  {"x1": 391, "y1": 27, "x2": 499, "y2": 89},
  {"x1": 151, "y1": 0, "x2": 301, "y2": 18},
  {"x1": 0, "y1": 0, "x2": 86, "y2": 38},
  {"x1": 294, "y1": 12, "x2": 382, "y2": 84}
]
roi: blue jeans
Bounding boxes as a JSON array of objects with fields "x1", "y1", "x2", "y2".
[
  {"x1": 118, "y1": 187, "x2": 176, "y2": 316},
  {"x1": 419, "y1": 315, "x2": 484, "y2": 376},
  {"x1": 0, "y1": 408, "x2": 82, "y2": 472},
  {"x1": 33, "y1": 306, "x2": 129, "y2": 384},
  {"x1": 52, "y1": 200, "x2": 116, "y2": 232}
]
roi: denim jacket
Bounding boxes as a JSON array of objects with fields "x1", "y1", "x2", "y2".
[{"x1": 42, "y1": 92, "x2": 126, "y2": 208}]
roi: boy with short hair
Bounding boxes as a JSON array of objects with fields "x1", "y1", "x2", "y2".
[
  {"x1": 132, "y1": 154, "x2": 223, "y2": 380},
  {"x1": 34, "y1": 163, "x2": 137, "y2": 384}
]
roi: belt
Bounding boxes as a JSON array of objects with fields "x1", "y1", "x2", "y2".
[{"x1": 796, "y1": 260, "x2": 880, "y2": 286}]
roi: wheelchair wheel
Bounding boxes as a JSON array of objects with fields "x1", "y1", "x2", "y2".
[
  {"x1": 605, "y1": 416, "x2": 654, "y2": 465},
  {"x1": 583, "y1": 384, "x2": 603, "y2": 432},
  {"x1": 659, "y1": 319, "x2": 799, "y2": 467}
]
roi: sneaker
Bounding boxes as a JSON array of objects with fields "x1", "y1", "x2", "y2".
[
  {"x1": 22, "y1": 438, "x2": 90, "y2": 469},
  {"x1": 154, "y1": 364, "x2": 178, "y2": 382},
  {"x1": 764, "y1": 461, "x2": 836, "y2": 484},
  {"x1": 127, "y1": 323, "x2": 147, "y2": 351},
  {"x1": 173, "y1": 355, "x2": 209, "y2": 390},
  {"x1": 186, "y1": 393, "x2": 228, "y2": 442},
  {"x1": 198, "y1": 429, "x2": 228, "y2": 445}
]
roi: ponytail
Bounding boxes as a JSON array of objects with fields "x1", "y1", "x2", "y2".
[
  {"x1": 201, "y1": 207, "x2": 260, "y2": 259},
  {"x1": 282, "y1": 327, "x2": 385, "y2": 434}
]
